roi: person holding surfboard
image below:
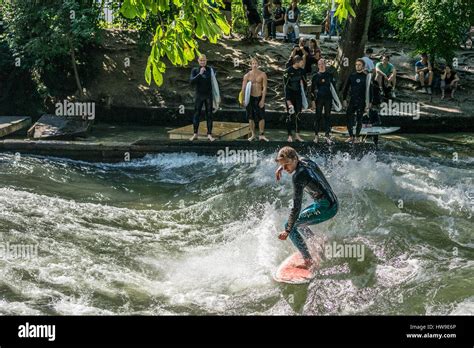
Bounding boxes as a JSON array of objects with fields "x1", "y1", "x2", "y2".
[
  {"x1": 189, "y1": 54, "x2": 219, "y2": 142},
  {"x1": 283, "y1": 55, "x2": 307, "y2": 142},
  {"x1": 240, "y1": 57, "x2": 269, "y2": 141},
  {"x1": 342, "y1": 58, "x2": 372, "y2": 144},
  {"x1": 310, "y1": 58, "x2": 335, "y2": 144},
  {"x1": 275, "y1": 146, "x2": 338, "y2": 270}
]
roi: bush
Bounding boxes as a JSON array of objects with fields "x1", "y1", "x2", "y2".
[{"x1": 388, "y1": 0, "x2": 473, "y2": 63}]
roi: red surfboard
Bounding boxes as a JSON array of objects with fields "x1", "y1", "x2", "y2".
[{"x1": 274, "y1": 252, "x2": 315, "y2": 284}]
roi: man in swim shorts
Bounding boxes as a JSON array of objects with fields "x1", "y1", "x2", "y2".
[
  {"x1": 275, "y1": 146, "x2": 339, "y2": 269},
  {"x1": 240, "y1": 57, "x2": 269, "y2": 141}
]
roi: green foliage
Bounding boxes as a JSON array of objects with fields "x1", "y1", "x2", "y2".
[
  {"x1": 0, "y1": 8, "x2": 42, "y2": 115},
  {"x1": 369, "y1": 0, "x2": 399, "y2": 39},
  {"x1": 388, "y1": 0, "x2": 472, "y2": 62},
  {"x1": 299, "y1": 1, "x2": 328, "y2": 25},
  {"x1": 120, "y1": 0, "x2": 230, "y2": 87},
  {"x1": 2, "y1": 0, "x2": 101, "y2": 95},
  {"x1": 231, "y1": 0, "x2": 248, "y2": 35}
]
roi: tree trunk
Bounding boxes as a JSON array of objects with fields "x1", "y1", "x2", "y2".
[
  {"x1": 335, "y1": 0, "x2": 373, "y2": 93},
  {"x1": 69, "y1": 37, "x2": 84, "y2": 99}
]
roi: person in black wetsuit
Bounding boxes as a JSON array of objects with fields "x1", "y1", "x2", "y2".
[
  {"x1": 275, "y1": 146, "x2": 338, "y2": 269},
  {"x1": 342, "y1": 58, "x2": 372, "y2": 143},
  {"x1": 284, "y1": 55, "x2": 307, "y2": 142},
  {"x1": 189, "y1": 54, "x2": 216, "y2": 142},
  {"x1": 311, "y1": 58, "x2": 335, "y2": 144}
]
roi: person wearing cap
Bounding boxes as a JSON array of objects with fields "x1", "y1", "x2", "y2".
[{"x1": 275, "y1": 146, "x2": 339, "y2": 269}]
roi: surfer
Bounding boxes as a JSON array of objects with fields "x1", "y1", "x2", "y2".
[
  {"x1": 189, "y1": 54, "x2": 218, "y2": 141},
  {"x1": 240, "y1": 57, "x2": 269, "y2": 141},
  {"x1": 342, "y1": 58, "x2": 372, "y2": 144},
  {"x1": 284, "y1": 55, "x2": 307, "y2": 142},
  {"x1": 310, "y1": 58, "x2": 335, "y2": 144},
  {"x1": 275, "y1": 146, "x2": 338, "y2": 269}
]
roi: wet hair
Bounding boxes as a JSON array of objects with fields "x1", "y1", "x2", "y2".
[
  {"x1": 310, "y1": 38, "x2": 318, "y2": 49},
  {"x1": 356, "y1": 58, "x2": 365, "y2": 66},
  {"x1": 421, "y1": 52, "x2": 428, "y2": 58},
  {"x1": 382, "y1": 54, "x2": 391, "y2": 60},
  {"x1": 293, "y1": 55, "x2": 303, "y2": 64},
  {"x1": 250, "y1": 56, "x2": 259, "y2": 64},
  {"x1": 366, "y1": 48, "x2": 373, "y2": 54},
  {"x1": 275, "y1": 146, "x2": 299, "y2": 162}
]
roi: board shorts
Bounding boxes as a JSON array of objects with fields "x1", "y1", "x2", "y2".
[{"x1": 246, "y1": 96, "x2": 265, "y2": 122}]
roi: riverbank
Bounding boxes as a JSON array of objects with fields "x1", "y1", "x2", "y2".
[{"x1": 0, "y1": 125, "x2": 377, "y2": 162}]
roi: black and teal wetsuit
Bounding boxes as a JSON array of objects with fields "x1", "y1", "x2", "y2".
[{"x1": 285, "y1": 157, "x2": 338, "y2": 260}]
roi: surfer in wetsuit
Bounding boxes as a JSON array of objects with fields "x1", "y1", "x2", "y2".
[
  {"x1": 342, "y1": 58, "x2": 372, "y2": 144},
  {"x1": 275, "y1": 146, "x2": 338, "y2": 269},
  {"x1": 189, "y1": 54, "x2": 216, "y2": 142},
  {"x1": 240, "y1": 57, "x2": 269, "y2": 141},
  {"x1": 284, "y1": 55, "x2": 307, "y2": 142}
]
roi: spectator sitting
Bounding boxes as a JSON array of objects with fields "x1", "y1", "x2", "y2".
[
  {"x1": 440, "y1": 64, "x2": 460, "y2": 100},
  {"x1": 283, "y1": 0, "x2": 301, "y2": 43},
  {"x1": 375, "y1": 54, "x2": 397, "y2": 98},
  {"x1": 361, "y1": 48, "x2": 375, "y2": 74},
  {"x1": 262, "y1": 0, "x2": 273, "y2": 39},
  {"x1": 270, "y1": 0, "x2": 285, "y2": 39},
  {"x1": 243, "y1": 0, "x2": 262, "y2": 40},
  {"x1": 415, "y1": 52, "x2": 434, "y2": 94}
]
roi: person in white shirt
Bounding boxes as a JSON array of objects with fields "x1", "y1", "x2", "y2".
[{"x1": 283, "y1": 0, "x2": 300, "y2": 43}]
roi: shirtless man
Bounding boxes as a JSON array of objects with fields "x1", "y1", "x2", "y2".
[{"x1": 240, "y1": 57, "x2": 269, "y2": 141}]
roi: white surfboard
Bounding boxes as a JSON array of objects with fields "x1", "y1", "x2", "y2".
[
  {"x1": 331, "y1": 126, "x2": 400, "y2": 135},
  {"x1": 210, "y1": 67, "x2": 220, "y2": 113},
  {"x1": 301, "y1": 81, "x2": 308, "y2": 110},
  {"x1": 330, "y1": 83, "x2": 342, "y2": 111}
]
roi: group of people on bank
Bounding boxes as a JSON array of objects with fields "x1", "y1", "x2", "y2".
[{"x1": 189, "y1": 1, "x2": 461, "y2": 143}]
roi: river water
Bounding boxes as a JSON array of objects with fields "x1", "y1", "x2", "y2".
[{"x1": 0, "y1": 134, "x2": 472, "y2": 315}]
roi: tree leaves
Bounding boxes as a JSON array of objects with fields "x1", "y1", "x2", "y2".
[{"x1": 121, "y1": 0, "x2": 231, "y2": 87}]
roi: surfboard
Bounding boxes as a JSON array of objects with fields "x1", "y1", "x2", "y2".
[
  {"x1": 274, "y1": 252, "x2": 314, "y2": 284},
  {"x1": 330, "y1": 83, "x2": 342, "y2": 111},
  {"x1": 210, "y1": 67, "x2": 220, "y2": 113},
  {"x1": 301, "y1": 82, "x2": 308, "y2": 110},
  {"x1": 331, "y1": 126, "x2": 400, "y2": 135},
  {"x1": 238, "y1": 81, "x2": 252, "y2": 107}
]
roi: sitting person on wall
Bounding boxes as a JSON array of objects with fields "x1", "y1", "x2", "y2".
[
  {"x1": 283, "y1": 0, "x2": 301, "y2": 43},
  {"x1": 270, "y1": 0, "x2": 285, "y2": 39},
  {"x1": 440, "y1": 64, "x2": 460, "y2": 100}
]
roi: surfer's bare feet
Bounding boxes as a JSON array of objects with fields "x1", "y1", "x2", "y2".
[
  {"x1": 295, "y1": 134, "x2": 304, "y2": 142},
  {"x1": 324, "y1": 136, "x2": 333, "y2": 145},
  {"x1": 248, "y1": 134, "x2": 256, "y2": 141},
  {"x1": 259, "y1": 135, "x2": 269, "y2": 142},
  {"x1": 189, "y1": 134, "x2": 198, "y2": 141},
  {"x1": 296, "y1": 258, "x2": 314, "y2": 270},
  {"x1": 287, "y1": 136, "x2": 293, "y2": 142},
  {"x1": 207, "y1": 134, "x2": 215, "y2": 142},
  {"x1": 345, "y1": 137, "x2": 354, "y2": 143},
  {"x1": 354, "y1": 137, "x2": 360, "y2": 144},
  {"x1": 313, "y1": 135, "x2": 319, "y2": 143}
]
